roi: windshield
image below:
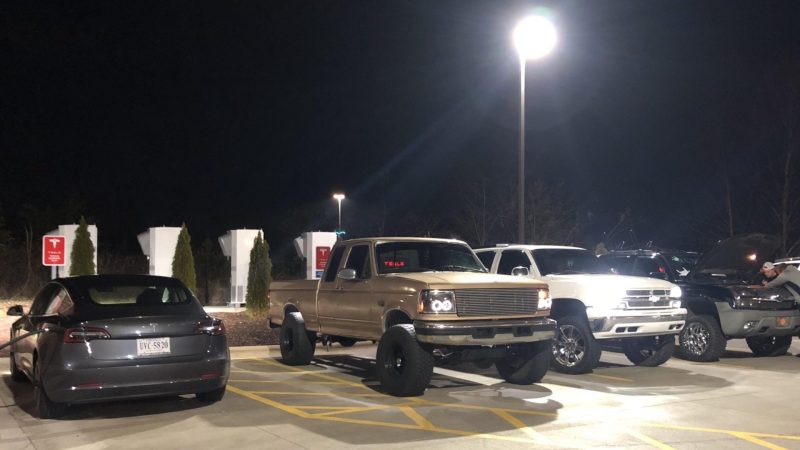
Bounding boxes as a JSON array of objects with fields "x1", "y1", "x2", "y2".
[
  {"x1": 693, "y1": 234, "x2": 779, "y2": 281},
  {"x1": 532, "y1": 248, "x2": 612, "y2": 276},
  {"x1": 375, "y1": 241, "x2": 487, "y2": 274}
]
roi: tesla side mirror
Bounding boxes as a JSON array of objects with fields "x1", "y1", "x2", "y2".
[
  {"x1": 648, "y1": 272, "x2": 668, "y2": 280},
  {"x1": 337, "y1": 268, "x2": 357, "y2": 281},
  {"x1": 511, "y1": 266, "x2": 530, "y2": 277},
  {"x1": 6, "y1": 305, "x2": 24, "y2": 316}
]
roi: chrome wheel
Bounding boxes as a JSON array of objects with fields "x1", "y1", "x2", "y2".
[
  {"x1": 552, "y1": 324, "x2": 586, "y2": 367},
  {"x1": 683, "y1": 322, "x2": 710, "y2": 355}
]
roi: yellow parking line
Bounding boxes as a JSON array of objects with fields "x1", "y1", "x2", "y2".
[
  {"x1": 587, "y1": 373, "x2": 633, "y2": 382},
  {"x1": 625, "y1": 430, "x2": 675, "y2": 450},
  {"x1": 399, "y1": 406, "x2": 436, "y2": 430},
  {"x1": 228, "y1": 379, "x2": 344, "y2": 384},
  {"x1": 416, "y1": 399, "x2": 557, "y2": 417},
  {"x1": 244, "y1": 391, "x2": 387, "y2": 398},
  {"x1": 314, "y1": 404, "x2": 395, "y2": 417},
  {"x1": 730, "y1": 432, "x2": 787, "y2": 450},
  {"x1": 251, "y1": 358, "x2": 369, "y2": 388},
  {"x1": 492, "y1": 409, "x2": 552, "y2": 445},
  {"x1": 227, "y1": 385, "x2": 311, "y2": 418},
  {"x1": 643, "y1": 423, "x2": 800, "y2": 443}
]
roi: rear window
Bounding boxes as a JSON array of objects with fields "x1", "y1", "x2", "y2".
[{"x1": 87, "y1": 284, "x2": 191, "y2": 306}]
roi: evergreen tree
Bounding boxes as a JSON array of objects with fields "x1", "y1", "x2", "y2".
[
  {"x1": 70, "y1": 216, "x2": 96, "y2": 276},
  {"x1": 172, "y1": 223, "x2": 197, "y2": 292},
  {"x1": 245, "y1": 231, "x2": 272, "y2": 312}
]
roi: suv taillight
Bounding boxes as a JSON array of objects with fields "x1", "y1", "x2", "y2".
[
  {"x1": 64, "y1": 327, "x2": 111, "y2": 343},
  {"x1": 196, "y1": 318, "x2": 225, "y2": 336}
]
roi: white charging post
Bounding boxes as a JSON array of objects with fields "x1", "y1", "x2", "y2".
[
  {"x1": 218, "y1": 229, "x2": 263, "y2": 307},
  {"x1": 293, "y1": 232, "x2": 338, "y2": 280},
  {"x1": 137, "y1": 227, "x2": 182, "y2": 276}
]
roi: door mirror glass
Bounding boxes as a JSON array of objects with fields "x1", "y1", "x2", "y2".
[
  {"x1": 511, "y1": 266, "x2": 530, "y2": 277},
  {"x1": 337, "y1": 268, "x2": 357, "y2": 281},
  {"x1": 6, "y1": 305, "x2": 24, "y2": 316}
]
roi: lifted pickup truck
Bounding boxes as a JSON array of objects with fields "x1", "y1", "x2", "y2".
[
  {"x1": 601, "y1": 235, "x2": 800, "y2": 361},
  {"x1": 476, "y1": 245, "x2": 686, "y2": 374},
  {"x1": 269, "y1": 237, "x2": 556, "y2": 396}
]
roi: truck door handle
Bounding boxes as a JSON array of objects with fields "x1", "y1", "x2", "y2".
[{"x1": 377, "y1": 300, "x2": 385, "y2": 306}]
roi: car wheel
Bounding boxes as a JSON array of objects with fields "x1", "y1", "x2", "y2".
[
  {"x1": 9, "y1": 352, "x2": 27, "y2": 382},
  {"x1": 550, "y1": 315, "x2": 602, "y2": 374},
  {"x1": 746, "y1": 335, "x2": 792, "y2": 357},
  {"x1": 279, "y1": 312, "x2": 316, "y2": 366},
  {"x1": 622, "y1": 335, "x2": 675, "y2": 367},
  {"x1": 33, "y1": 359, "x2": 67, "y2": 419},
  {"x1": 197, "y1": 385, "x2": 226, "y2": 403},
  {"x1": 338, "y1": 337, "x2": 357, "y2": 347},
  {"x1": 677, "y1": 314, "x2": 726, "y2": 362},
  {"x1": 496, "y1": 340, "x2": 550, "y2": 384},
  {"x1": 375, "y1": 324, "x2": 433, "y2": 397}
]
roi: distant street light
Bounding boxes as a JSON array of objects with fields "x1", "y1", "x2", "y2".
[
  {"x1": 513, "y1": 15, "x2": 557, "y2": 244},
  {"x1": 333, "y1": 193, "x2": 345, "y2": 231}
]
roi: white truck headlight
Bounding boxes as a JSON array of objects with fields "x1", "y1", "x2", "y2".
[
  {"x1": 670, "y1": 286, "x2": 682, "y2": 299},
  {"x1": 419, "y1": 290, "x2": 456, "y2": 314},
  {"x1": 538, "y1": 289, "x2": 552, "y2": 310}
]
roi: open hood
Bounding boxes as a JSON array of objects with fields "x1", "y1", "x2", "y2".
[{"x1": 691, "y1": 234, "x2": 780, "y2": 284}]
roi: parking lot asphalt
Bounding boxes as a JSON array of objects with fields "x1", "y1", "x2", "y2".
[{"x1": 2, "y1": 339, "x2": 800, "y2": 450}]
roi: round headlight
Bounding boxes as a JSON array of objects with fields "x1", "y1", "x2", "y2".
[{"x1": 670, "y1": 286, "x2": 682, "y2": 298}]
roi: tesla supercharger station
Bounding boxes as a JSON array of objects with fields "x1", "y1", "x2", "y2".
[
  {"x1": 46, "y1": 224, "x2": 98, "y2": 279},
  {"x1": 218, "y1": 229, "x2": 262, "y2": 307},
  {"x1": 137, "y1": 227, "x2": 181, "y2": 277},
  {"x1": 293, "y1": 232, "x2": 338, "y2": 280}
]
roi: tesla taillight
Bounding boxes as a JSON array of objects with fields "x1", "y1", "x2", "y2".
[
  {"x1": 196, "y1": 318, "x2": 225, "y2": 336},
  {"x1": 63, "y1": 327, "x2": 111, "y2": 343}
]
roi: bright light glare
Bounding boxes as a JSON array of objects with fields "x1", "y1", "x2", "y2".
[
  {"x1": 332, "y1": 193, "x2": 345, "y2": 201},
  {"x1": 747, "y1": 253, "x2": 757, "y2": 261},
  {"x1": 513, "y1": 15, "x2": 557, "y2": 60}
]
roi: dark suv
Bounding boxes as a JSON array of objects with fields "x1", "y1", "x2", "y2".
[{"x1": 600, "y1": 235, "x2": 800, "y2": 361}]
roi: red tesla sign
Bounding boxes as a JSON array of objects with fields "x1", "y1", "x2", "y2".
[
  {"x1": 316, "y1": 246, "x2": 331, "y2": 270},
  {"x1": 42, "y1": 236, "x2": 66, "y2": 266}
]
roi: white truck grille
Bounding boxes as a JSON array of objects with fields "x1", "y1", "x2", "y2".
[
  {"x1": 624, "y1": 289, "x2": 671, "y2": 308},
  {"x1": 454, "y1": 288, "x2": 539, "y2": 317}
]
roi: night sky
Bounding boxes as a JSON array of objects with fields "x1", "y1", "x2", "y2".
[{"x1": 3, "y1": 1, "x2": 799, "y2": 257}]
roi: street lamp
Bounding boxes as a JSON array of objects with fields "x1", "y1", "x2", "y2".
[
  {"x1": 513, "y1": 15, "x2": 557, "y2": 244},
  {"x1": 332, "y1": 193, "x2": 345, "y2": 231}
]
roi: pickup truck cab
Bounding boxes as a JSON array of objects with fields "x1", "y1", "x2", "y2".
[
  {"x1": 475, "y1": 245, "x2": 686, "y2": 374},
  {"x1": 269, "y1": 237, "x2": 556, "y2": 396}
]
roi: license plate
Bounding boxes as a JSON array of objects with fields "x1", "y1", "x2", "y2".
[
  {"x1": 776, "y1": 317, "x2": 790, "y2": 328},
  {"x1": 137, "y1": 337, "x2": 171, "y2": 356}
]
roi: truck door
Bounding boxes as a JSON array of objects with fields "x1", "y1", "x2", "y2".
[{"x1": 317, "y1": 244, "x2": 377, "y2": 339}]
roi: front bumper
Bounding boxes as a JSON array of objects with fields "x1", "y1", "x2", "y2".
[
  {"x1": 588, "y1": 308, "x2": 687, "y2": 340},
  {"x1": 414, "y1": 317, "x2": 556, "y2": 346},
  {"x1": 717, "y1": 303, "x2": 800, "y2": 338}
]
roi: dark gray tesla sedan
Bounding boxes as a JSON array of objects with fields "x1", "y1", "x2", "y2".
[{"x1": 6, "y1": 275, "x2": 230, "y2": 418}]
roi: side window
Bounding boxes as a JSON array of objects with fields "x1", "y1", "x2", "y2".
[
  {"x1": 344, "y1": 245, "x2": 371, "y2": 279},
  {"x1": 323, "y1": 245, "x2": 347, "y2": 282},
  {"x1": 45, "y1": 288, "x2": 74, "y2": 316},
  {"x1": 633, "y1": 257, "x2": 663, "y2": 277},
  {"x1": 497, "y1": 250, "x2": 531, "y2": 275},
  {"x1": 30, "y1": 284, "x2": 58, "y2": 316},
  {"x1": 476, "y1": 252, "x2": 496, "y2": 271}
]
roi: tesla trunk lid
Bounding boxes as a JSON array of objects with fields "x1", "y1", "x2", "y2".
[{"x1": 79, "y1": 316, "x2": 211, "y2": 360}]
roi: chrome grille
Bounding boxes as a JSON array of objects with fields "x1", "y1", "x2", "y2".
[
  {"x1": 624, "y1": 289, "x2": 671, "y2": 309},
  {"x1": 455, "y1": 288, "x2": 539, "y2": 317}
]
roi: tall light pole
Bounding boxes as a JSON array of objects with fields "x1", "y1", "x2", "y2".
[
  {"x1": 332, "y1": 193, "x2": 345, "y2": 231},
  {"x1": 513, "y1": 15, "x2": 557, "y2": 244}
]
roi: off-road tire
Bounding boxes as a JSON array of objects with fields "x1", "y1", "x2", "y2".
[
  {"x1": 338, "y1": 337, "x2": 357, "y2": 347},
  {"x1": 551, "y1": 315, "x2": 602, "y2": 374},
  {"x1": 34, "y1": 359, "x2": 67, "y2": 419},
  {"x1": 197, "y1": 386, "x2": 226, "y2": 403},
  {"x1": 622, "y1": 335, "x2": 675, "y2": 367},
  {"x1": 746, "y1": 335, "x2": 792, "y2": 357},
  {"x1": 496, "y1": 341, "x2": 550, "y2": 384},
  {"x1": 9, "y1": 352, "x2": 27, "y2": 382},
  {"x1": 279, "y1": 312, "x2": 316, "y2": 366},
  {"x1": 375, "y1": 324, "x2": 433, "y2": 397},
  {"x1": 677, "y1": 314, "x2": 726, "y2": 362}
]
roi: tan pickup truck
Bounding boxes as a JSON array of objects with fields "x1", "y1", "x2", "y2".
[{"x1": 269, "y1": 237, "x2": 555, "y2": 396}]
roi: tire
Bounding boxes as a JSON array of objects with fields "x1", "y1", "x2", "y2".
[
  {"x1": 338, "y1": 337, "x2": 357, "y2": 347},
  {"x1": 677, "y1": 314, "x2": 727, "y2": 362},
  {"x1": 197, "y1": 386, "x2": 226, "y2": 403},
  {"x1": 375, "y1": 324, "x2": 433, "y2": 397},
  {"x1": 279, "y1": 312, "x2": 316, "y2": 366},
  {"x1": 9, "y1": 352, "x2": 27, "y2": 382},
  {"x1": 33, "y1": 359, "x2": 67, "y2": 419},
  {"x1": 550, "y1": 315, "x2": 602, "y2": 374},
  {"x1": 622, "y1": 335, "x2": 675, "y2": 367},
  {"x1": 746, "y1": 335, "x2": 792, "y2": 357},
  {"x1": 495, "y1": 341, "x2": 550, "y2": 384}
]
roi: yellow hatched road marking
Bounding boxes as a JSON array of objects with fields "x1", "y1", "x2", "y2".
[
  {"x1": 730, "y1": 432, "x2": 788, "y2": 450},
  {"x1": 416, "y1": 399, "x2": 556, "y2": 417},
  {"x1": 246, "y1": 391, "x2": 387, "y2": 397},
  {"x1": 399, "y1": 406, "x2": 435, "y2": 430},
  {"x1": 624, "y1": 430, "x2": 675, "y2": 450},
  {"x1": 643, "y1": 423, "x2": 800, "y2": 441},
  {"x1": 491, "y1": 408, "x2": 552, "y2": 445},
  {"x1": 249, "y1": 358, "x2": 368, "y2": 388},
  {"x1": 228, "y1": 379, "x2": 344, "y2": 384},
  {"x1": 314, "y1": 404, "x2": 396, "y2": 417},
  {"x1": 587, "y1": 373, "x2": 633, "y2": 382}
]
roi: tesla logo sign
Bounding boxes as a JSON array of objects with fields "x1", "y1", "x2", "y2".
[
  {"x1": 316, "y1": 246, "x2": 331, "y2": 270},
  {"x1": 42, "y1": 236, "x2": 66, "y2": 266}
]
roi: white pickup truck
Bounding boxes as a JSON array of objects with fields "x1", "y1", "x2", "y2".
[{"x1": 475, "y1": 245, "x2": 687, "y2": 374}]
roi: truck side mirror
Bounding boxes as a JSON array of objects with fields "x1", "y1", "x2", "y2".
[
  {"x1": 6, "y1": 305, "x2": 24, "y2": 316},
  {"x1": 337, "y1": 268, "x2": 357, "y2": 281},
  {"x1": 511, "y1": 266, "x2": 530, "y2": 277}
]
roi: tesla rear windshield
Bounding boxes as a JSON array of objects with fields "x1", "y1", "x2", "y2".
[{"x1": 85, "y1": 283, "x2": 191, "y2": 306}]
